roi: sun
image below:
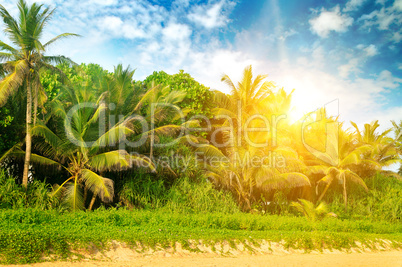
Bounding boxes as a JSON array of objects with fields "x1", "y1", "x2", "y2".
[{"x1": 287, "y1": 107, "x2": 303, "y2": 124}]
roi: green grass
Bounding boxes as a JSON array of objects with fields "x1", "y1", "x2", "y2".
[{"x1": 0, "y1": 208, "x2": 401, "y2": 264}]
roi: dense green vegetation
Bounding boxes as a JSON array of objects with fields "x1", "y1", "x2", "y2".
[
  {"x1": 0, "y1": 0, "x2": 401, "y2": 264},
  {"x1": 0, "y1": 208, "x2": 401, "y2": 264}
]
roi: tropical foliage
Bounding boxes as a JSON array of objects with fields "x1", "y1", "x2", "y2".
[
  {"x1": 0, "y1": 0, "x2": 401, "y2": 221},
  {"x1": 0, "y1": 0, "x2": 78, "y2": 186}
]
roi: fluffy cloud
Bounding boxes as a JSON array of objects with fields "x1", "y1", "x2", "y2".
[
  {"x1": 267, "y1": 63, "x2": 402, "y2": 131},
  {"x1": 364, "y1": 44, "x2": 378, "y2": 56},
  {"x1": 338, "y1": 44, "x2": 378, "y2": 78},
  {"x1": 188, "y1": 1, "x2": 233, "y2": 29},
  {"x1": 338, "y1": 58, "x2": 360, "y2": 78},
  {"x1": 309, "y1": 6, "x2": 354, "y2": 38},
  {"x1": 89, "y1": 0, "x2": 118, "y2": 6},
  {"x1": 359, "y1": 2, "x2": 402, "y2": 31},
  {"x1": 100, "y1": 16, "x2": 123, "y2": 32},
  {"x1": 392, "y1": 31, "x2": 402, "y2": 42},
  {"x1": 2, "y1": 0, "x2": 400, "y2": 135},
  {"x1": 343, "y1": 0, "x2": 367, "y2": 12},
  {"x1": 395, "y1": 0, "x2": 402, "y2": 11}
]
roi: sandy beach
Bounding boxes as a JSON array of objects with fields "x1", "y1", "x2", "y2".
[{"x1": 8, "y1": 241, "x2": 402, "y2": 267}]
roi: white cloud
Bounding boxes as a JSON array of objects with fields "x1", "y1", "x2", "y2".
[
  {"x1": 309, "y1": 6, "x2": 354, "y2": 38},
  {"x1": 394, "y1": 0, "x2": 402, "y2": 10},
  {"x1": 392, "y1": 31, "x2": 402, "y2": 42},
  {"x1": 375, "y1": 0, "x2": 387, "y2": 5},
  {"x1": 121, "y1": 23, "x2": 147, "y2": 39},
  {"x1": 359, "y1": 3, "x2": 402, "y2": 31},
  {"x1": 173, "y1": 0, "x2": 190, "y2": 8},
  {"x1": 364, "y1": 44, "x2": 378, "y2": 56},
  {"x1": 162, "y1": 23, "x2": 192, "y2": 41},
  {"x1": 344, "y1": 0, "x2": 367, "y2": 12},
  {"x1": 398, "y1": 63, "x2": 402, "y2": 69},
  {"x1": 90, "y1": 0, "x2": 118, "y2": 6},
  {"x1": 186, "y1": 50, "x2": 260, "y2": 93},
  {"x1": 1, "y1": 0, "x2": 400, "y2": 135},
  {"x1": 338, "y1": 44, "x2": 379, "y2": 78},
  {"x1": 101, "y1": 16, "x2": 123, "y2": 32},
  {"x1": 338, "y1": 58, "x2": 360, "y2": 78},
  {"x1": 188, "y1": 1, "x2": 232, "y2": 29},
  {"x1": 269, "y1": 65, "x2": 402, "y2": 132}
]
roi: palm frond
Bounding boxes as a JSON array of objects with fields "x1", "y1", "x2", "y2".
[
  {"x1": 87, "y1": 150, "x2": 130, "y2": 172},
  {"x1": 31, "y1": 123, "x2": 62, "y2": 149},
  {"x1": 43, "y1": 33, "x2": 81, "y2": 48},
  {"x1": 344, "y1": 170, "x2": 368, "y2": 192},
  {"x1": 81, "y1": 169, "x2": 114, "y2": 203},
  {"x1": 64, "y1": 178, "x2": 84, "y2": 211}
]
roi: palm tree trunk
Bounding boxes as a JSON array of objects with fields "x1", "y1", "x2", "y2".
[
  {"x1": 343, "y1": 176, "x2": 348, "y2": 212},
  {"x1": 88, "y1": 190, "x2": 98, "y2": 211},
  {"x1": 317, "y1": 182, "x2": 331, "y2": 203},
  {"x1": 149, "y1": 130, "x2": 154, "y2": 161},
  {"x1": 33, "y1": 82, "x2": 38, "y2": 126},
  {"x1": 22, "y1": 78, "x2": 32, "y2": 187}
]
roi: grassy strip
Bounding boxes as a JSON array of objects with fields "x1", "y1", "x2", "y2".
[{"x1": 0, "y1": 208, "x2": 401, "y2": 264}]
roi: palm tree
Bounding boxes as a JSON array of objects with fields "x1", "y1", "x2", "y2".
[
  {"x1": 0, "y1": 0, "x2": 78, "y2": 187},
  {"x1": 28, "y1": 89, "x2": 154, "y2": 210},
  {"x1": 197, "y1": 144, "x2": 310, "y2": 210},
  {"x1": 201, "y1": 66, "x2": 310, "y2": 210},
  {"x1": 309, "y1": 127, "x2": 373, "y2": 211},
  {"x1": 351, "y1": 120, "x2": 401, "y2": 178}
]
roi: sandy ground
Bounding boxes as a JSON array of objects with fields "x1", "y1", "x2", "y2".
[
  {"x1": 9, "y1": 251, "x2": 401, "y2": 267},
  {"x1": 7, "y1": 241, "x2": 402, "y2": 267}
]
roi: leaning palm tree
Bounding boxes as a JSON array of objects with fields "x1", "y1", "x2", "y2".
[{"x1": 0, "y1": 0, "x2": 78, "y2": 187}]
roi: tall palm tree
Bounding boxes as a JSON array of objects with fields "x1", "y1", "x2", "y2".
[
  {"x1": 203, "y1": 66, "x2": 310, "y2": 210},
  {"x1": 0, "y1": 0, "x2": 78, "y2": 187}
]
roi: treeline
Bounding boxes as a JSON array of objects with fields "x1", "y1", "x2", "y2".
[{"x1": 0, "y1": 0, "x2": 401, "y2": 220}]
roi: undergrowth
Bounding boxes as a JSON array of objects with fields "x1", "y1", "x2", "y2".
[{"x1": 0, "y1": 208, "x2": 401, "y2": 264}]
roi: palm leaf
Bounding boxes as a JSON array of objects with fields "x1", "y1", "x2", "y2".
[
  {"x1": 87, "y1": 150, "x2": 130, "y2": 172},
  {"x1": 43, "y1": 33, "x2": 81, "y2": 48},
  {"x1": 81, "y1": 169, "x2": 114, "y2": 203},
  {"x1": 64, "y1": 178, "x2": 84, "y2": 211},
  {"x1": 344, "y1": 170, "x2": 368, "y2": 192}
]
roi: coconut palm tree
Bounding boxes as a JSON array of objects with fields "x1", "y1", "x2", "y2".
[
  {"x1": 351, "y1": 120, "x2": 401, "y2": 178},
  {"x1": 201, "y1": 66, "x2": 310, "y2": 210},
  {"x1": 28, "y1": 92, "x2": 154, "y2": 211},
  {"x1": 197, "y1": 144, "x2": 310, "y2": 211},
  {"x1": 0, "y1": 0, "x2": 78, "y2": 186},
  {"x1": 309, "y1": 127, "x2": 373, "y2": 211}
]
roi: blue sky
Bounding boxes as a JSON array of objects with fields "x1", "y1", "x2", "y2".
[{"x1": 1, "y1": 0, "x2": 402, "y2": 131}]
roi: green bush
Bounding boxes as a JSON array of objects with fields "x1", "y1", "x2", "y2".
[
  {"x1": 0, "y1": 170, "x2": 61, "y2": 210},
  {"x1": 163, "y1": 177, "x2": 240, "y2": 214},
  {"x1": 326, "y1": 174, "x2": 402, "y2": 222},
  {"x1": 118, "y1": 172, "x2": 166, "y2": 209},
  {"x1": 0, "y1": 208, "x2": 401, "y2": 264}
]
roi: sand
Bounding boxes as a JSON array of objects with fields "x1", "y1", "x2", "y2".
[{"x1": 7, "y1": 240, "x2": 402, "y2": 267}]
